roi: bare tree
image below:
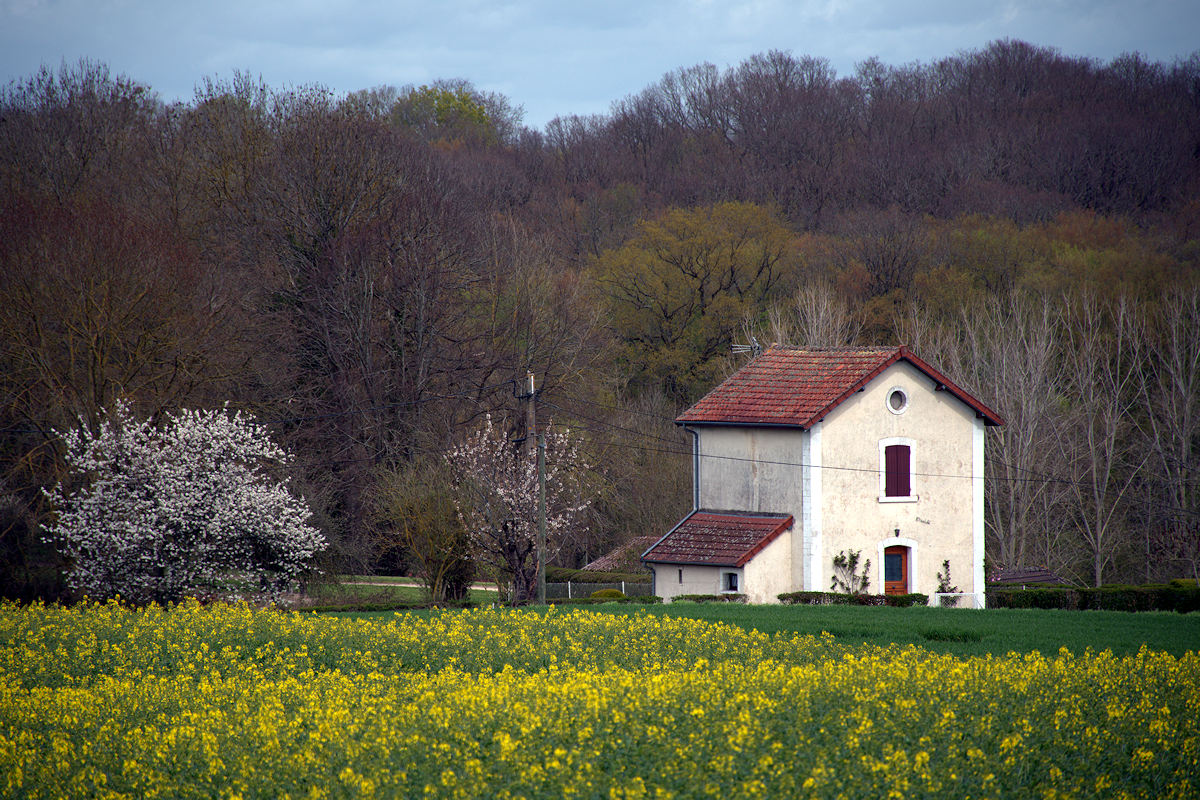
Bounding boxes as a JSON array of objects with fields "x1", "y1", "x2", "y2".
[
  {"x1": 970, "y1": 293, "x2": 1068, "y2": 574},
  {"x1": 368, "y1": 460, "x2": 475, "y2": 603},
  {"x1": 1138, "y1": 287, "x2": 1200, "y2": 582},
  {"x1": 0, "y1": 59, "x2": 158, "y2": 206},
  {"x1": 0, "y1": 196, "x2": 239, "y2": 503},
  {"x1": 767, "y1": 280, "x2": 861, "y2": 347},
  {"x1": 575, "y1": 387, "x2": 691, "y2": 565},
  {"x1": 1056, "y1": 294, "x2": 1147, "y2": 586},
  {"x1": 909, "y1": 291, "x2": 1073, "y2": 576}
]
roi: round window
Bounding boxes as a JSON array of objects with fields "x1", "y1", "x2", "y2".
[{"x1": 886, "y1": 387, "x2": 908, "y2": 414}]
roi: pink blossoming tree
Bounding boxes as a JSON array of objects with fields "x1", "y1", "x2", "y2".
[{"x1": 446, "y1": 415, "x2": 592, "y2": 605}]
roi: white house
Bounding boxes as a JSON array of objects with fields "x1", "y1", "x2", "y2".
[{"x1": 642, "y1": 346, "x2": 1003, "y2": 605}]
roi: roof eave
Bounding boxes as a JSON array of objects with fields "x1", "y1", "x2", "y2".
[
  {"x1": 897, "y1": 347, "x2": 1006, "y2": 427},
  {"x1": 673, "y1": 419, "x2": 808, "y2": 429},
  {"x1": 640, "y1": 509, "x2": 698, "y2": 561},
  {"x1": 642, "y1": 557, "x2": 743, "y2": 568},
  {"x1": 799, "y1": 349, "x2": 905, "y2": 427},
  {"x1": 674, "y1": 345, "x2": 1005, "y2": 430}
]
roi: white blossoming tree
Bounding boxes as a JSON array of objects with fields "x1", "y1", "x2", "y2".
[
  {"x1": 45, "y1": 402, "x2": 326, "y2": 605},
  {"x1": 446, "y1": 415, "x2": 593, "y2": 605}
]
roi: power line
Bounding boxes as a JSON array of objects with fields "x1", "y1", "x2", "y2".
[
  {"x1": 544, "y1": 395, "x2": 1082, "y2": 488},
  {"x1": 1, "y1": 377, "x2": 1190, "y2": 501},
  {"x1": 550, "y1": 389, "x2": 684, "y2": 424},
  {"x1": 252, "y1": 381, "x2": 517, "y2": 426},
  {"x1": 541, "y1": 398, "x2": 1119, "y2": 490},
  {"x1": 540, "y1": 399, "x2": 690, "y2": 449},
  {"x1": 546, "y1": 390, "x2": 1200, "y2": 501},
  {"x1": 0, "y1": 380, "x2": 517, "y2": 436}
]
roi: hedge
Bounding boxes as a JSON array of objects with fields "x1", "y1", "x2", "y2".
[
  {"x1": 545, "y1": 567, "x2": 652, "y2": 584},
  {"x1": 550, "y1": 595, "x2": 663, "y2": 606},
  {"x1": 986, "y1": 581, "x2": 1200, "y2": 613},
  {"x1": 778, "y1": 591, "x2": 928, "y2": 607},
  {"x1": 671, "y1": 593, "x2": 747, "y2": 604}
]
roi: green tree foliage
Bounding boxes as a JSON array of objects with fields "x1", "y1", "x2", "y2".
[
  {"x1": 397, "y1": 84, "x2": 495, "y2": 144},
  {"x1": 345, "y1": 79, "x2": 524, "y2": 147},
  {"x1": 3, "y1": 48, "x2": 1200, "y2": 597},
  {"x1": 593, "y1": 202, "x2": 796, "y2": 403},
  {"x1": 368, "y1": 460, "x2": 475, "y2": 604}
]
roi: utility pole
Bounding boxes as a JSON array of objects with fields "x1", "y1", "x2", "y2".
[
  {"x1": 524, "y1": 371, "x2": 536, "y2": 460},
  {"x1": 537, "y1": 434, "x2": 547, "y2": 605},
  {"x1": 525, "y1": 370, "x2": 546, "y2": 604}
]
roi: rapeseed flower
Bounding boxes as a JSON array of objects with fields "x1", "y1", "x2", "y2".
[{"x1": 0, "y1": 600, "x2": 1197, "y2": 799}]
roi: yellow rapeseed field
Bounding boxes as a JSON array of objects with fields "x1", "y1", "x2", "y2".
[{"x1": 1, "y1": 600, "x2": 1197, "y2": 799}]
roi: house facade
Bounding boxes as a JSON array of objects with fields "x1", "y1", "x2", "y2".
[{"x1": 642, "y1": 346, "x2": 1003, "y2": 605}]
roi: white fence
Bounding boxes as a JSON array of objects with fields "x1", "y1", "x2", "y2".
[{"x1": 929, "y1": 592, "x2": 987, "y2": 609}]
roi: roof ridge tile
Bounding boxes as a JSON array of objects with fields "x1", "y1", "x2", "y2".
[{"x1": 676, "y1": 345, "x2": 1002, "y2": 427}]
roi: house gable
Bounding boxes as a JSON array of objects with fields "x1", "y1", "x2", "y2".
[{"x1": 816, "y1": 358, "x2": 983, "y2": 597}]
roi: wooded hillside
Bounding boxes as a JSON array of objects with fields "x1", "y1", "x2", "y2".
[{"x1": 3, "y1": 40, "x2": 1197, "y2": 596}]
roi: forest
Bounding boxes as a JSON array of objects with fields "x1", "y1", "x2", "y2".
[{"x1": 2, "y1": 39, "x2": 1198, "y2": 598}]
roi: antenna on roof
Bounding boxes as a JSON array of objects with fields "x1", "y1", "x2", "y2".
[{"x1": 731, "y1": 336, "x2": 762, "y2": 358}]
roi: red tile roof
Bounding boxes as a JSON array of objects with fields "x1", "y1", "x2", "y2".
[
  {"x1": 989, "y1": 567, "x2": 1068, "y2": 585},
  {"x1": 642, "y1": 510, "x2": 793, "y2": 567},
  {"x1": 676, "y1": 345, "x2": 1003, "y2": 428},
  {"x1": 583, "y1": 536, "x2": 659, "y2": 572}
]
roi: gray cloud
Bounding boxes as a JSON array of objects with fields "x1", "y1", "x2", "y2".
[{"x1": 2, "y1": 0, "x2": 1196, "y2": 128}]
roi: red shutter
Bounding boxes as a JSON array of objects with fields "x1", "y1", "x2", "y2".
[{"x1": 885, "y1": 445, "x2": 910, "y2": 497}]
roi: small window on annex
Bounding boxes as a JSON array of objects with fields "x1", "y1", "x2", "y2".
[{"x1": 723, "y1": 572, "x2": 739, "y2": 592}]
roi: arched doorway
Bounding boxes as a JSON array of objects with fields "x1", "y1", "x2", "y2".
[{"x1": 884, "y1": 545, "x2": 910, "y2": 595}]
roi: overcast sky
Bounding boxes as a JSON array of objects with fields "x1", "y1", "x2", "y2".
[{"x1": 2, "y1": 0, "x2": 1197, "y2": 130}]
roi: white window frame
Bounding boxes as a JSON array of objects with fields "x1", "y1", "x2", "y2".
[
  {"x1": 878, "y1": 436, "x2": 918, "y2": 503},
  {"x1": 884, "y1": 385, "x2": 910, "y2": 415},
  {"x1": 721, "y1": 570, "x2": 741, "y2": 593}
]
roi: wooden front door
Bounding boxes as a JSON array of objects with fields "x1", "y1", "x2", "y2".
[{"x1": 884, "y1": 546, "x2": 909, "y2": 595}]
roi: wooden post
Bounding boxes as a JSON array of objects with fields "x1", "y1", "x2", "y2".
[{"x1": 537, "y1": 433, "x2": 547, "y2": 605}]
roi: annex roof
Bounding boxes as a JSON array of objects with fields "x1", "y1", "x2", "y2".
[
  {"x1": 675, "y1": 345, "x2": 1004, "y2": 428},
  {"x1": 641, "y1": 510, "x2": 794, "y2": 568}
]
